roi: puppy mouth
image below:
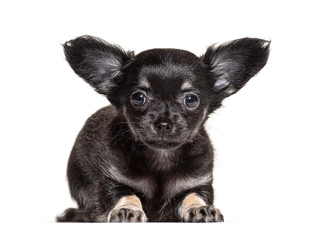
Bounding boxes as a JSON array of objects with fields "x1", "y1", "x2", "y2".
[{"x1": 144, "y1": 140, "x2": 182, "y2": 150}]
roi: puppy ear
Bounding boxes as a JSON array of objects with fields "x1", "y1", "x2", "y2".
[
  {"x1": 63, "y1": 35, "x2": 133, "y2": 95},
  {"x1": 202, "y1": 38, "x2": 270, "y2": 99}
]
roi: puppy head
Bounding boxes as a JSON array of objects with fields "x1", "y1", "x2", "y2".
[{"x1": 63, "y1": 36, "x2": 270, "y2": 150}]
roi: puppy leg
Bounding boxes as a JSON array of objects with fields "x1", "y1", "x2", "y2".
[
  {"x1": 179, "y1": 193, "x2": 224, "y2": 222},
  {"x1": 108, "y1": 195, "x2": 147, "y2": 222}
]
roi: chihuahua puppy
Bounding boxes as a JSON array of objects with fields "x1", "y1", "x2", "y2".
[{"x1": 57, "y1": 36, "x2": 270, "y2": 222}]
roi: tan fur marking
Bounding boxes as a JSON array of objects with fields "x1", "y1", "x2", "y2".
[
  {"x1": 181, "y1": 81, "x2": 192, "y2": 90},
  {"x1": 179, "y1": 193, "x2": 206, "y2": 218},
  {"x1": 139, "y1": 78, "x2": 150, "y2": 89},
  {"x1": 107, "y1": 195, "x2": 146, "y2": 222}
]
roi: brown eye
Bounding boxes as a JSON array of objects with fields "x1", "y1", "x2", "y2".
[
  {"x1": 184, "y1": 95, "x2": 199, "y2": 108},
  {"x1": 131, "y1": 92, "x2": 146, "y2": 107}
]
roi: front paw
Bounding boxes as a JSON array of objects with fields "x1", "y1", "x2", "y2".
[
  {"x1": 182, "y1": 205, "x2": 224, "y2": 222},
  {"x1": 109, "y1": 208, "x2": 147, "y2": 222}
]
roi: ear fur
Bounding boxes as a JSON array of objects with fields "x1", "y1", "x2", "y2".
[
  {"x1": 202, "y1": 38, "x2": 270, "y2": 101},
  {"x1": 63, "y1": 35, "x2": 133, "y2": 96}
]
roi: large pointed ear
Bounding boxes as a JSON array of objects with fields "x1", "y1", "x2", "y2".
[
  {"x1": 201, "y1": 38, "x2": 270, "y2": 100},
  {"x1": 63, "y1": 35, "x2": 134, "y2": 95}
]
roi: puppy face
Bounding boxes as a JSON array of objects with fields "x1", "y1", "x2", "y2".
[
  {"x1": 63, "y1": 36, "x2": 270, "y2": 150},
  {"x1": 120, "y1": 49, "x2": 212, "y2": 149}
]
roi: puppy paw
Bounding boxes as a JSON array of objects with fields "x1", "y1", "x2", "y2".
[
  {"x1": 109, "y1": 208, "x2": 147, "y2": 222},
  {"x1": 107, "y1": 195, "x2": 148, "y2": 222},
  {"x1": 182, "y1": 205, "x2": 224, "y2": 222}
]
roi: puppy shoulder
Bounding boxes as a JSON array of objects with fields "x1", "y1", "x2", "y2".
[
  {"x1": 87, "y1": 105, "x2": 117, "y2": 124},
  {"x1": 78, "y1": 105, "x2": 118, "y2": 137}
]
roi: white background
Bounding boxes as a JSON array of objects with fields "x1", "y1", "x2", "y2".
[{"x1": 1, "y1": 0, "x2": 327, "y2": 239}]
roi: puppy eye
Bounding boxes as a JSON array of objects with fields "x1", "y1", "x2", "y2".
[
  {"x1": 131, "y1": 92, "x2": 147, "y2": 107},
  {"x1": 184, "y1": 95, "x2": 199, "y2": 108}
]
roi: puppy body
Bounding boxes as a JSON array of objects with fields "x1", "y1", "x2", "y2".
[
  {"x1": 57, "y1": 36, "x2": 270, "y2": 222},
  {"x1": 60, "y1": 105, "x2": 214, "y2": 222}
]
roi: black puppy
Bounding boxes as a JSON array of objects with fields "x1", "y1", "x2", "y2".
[{"x1": 57, "y1": 36, "x2": 270, "y2": 222}]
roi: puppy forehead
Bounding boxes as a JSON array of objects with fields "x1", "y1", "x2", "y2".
[
  {"x1": 134, "y1": 49, "x2": 200, "y2": 94},
  {"x1": 138, "y1": 64, "x2": 195, "y2": 96}
]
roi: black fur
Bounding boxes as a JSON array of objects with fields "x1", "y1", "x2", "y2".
[{"x1": 57, "y1": 35, "x2": 270, "y2": 222}]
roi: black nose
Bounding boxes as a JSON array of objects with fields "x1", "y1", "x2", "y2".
[{"x1": 154, "y1": 120, "x2": 173, "y2": 135}]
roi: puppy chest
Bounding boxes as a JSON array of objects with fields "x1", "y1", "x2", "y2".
[{"x1": 129, "y1": 174, "x2": 213, "y2": 200}]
